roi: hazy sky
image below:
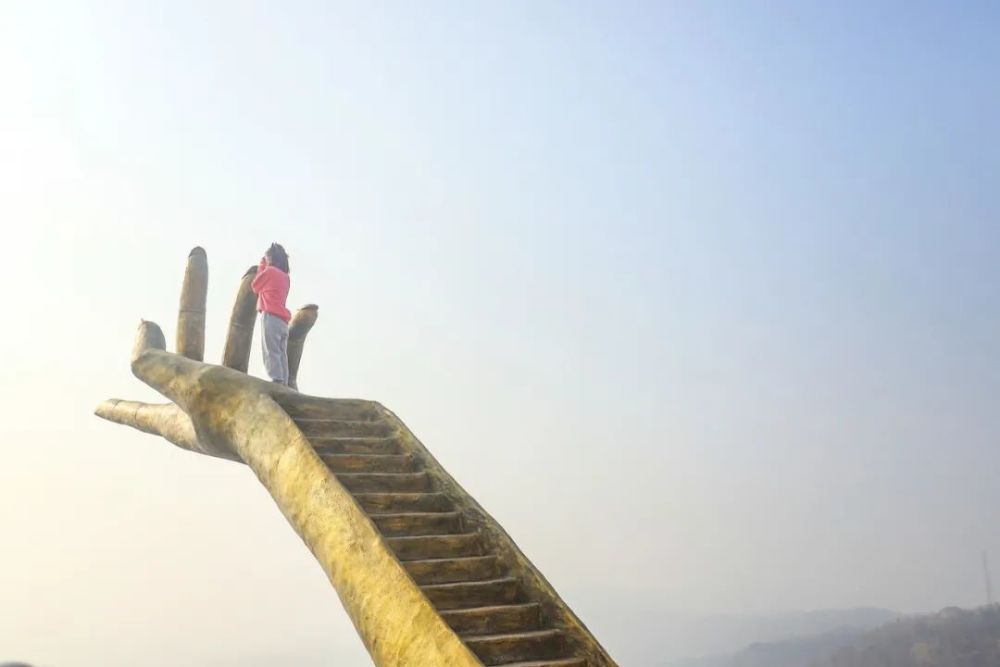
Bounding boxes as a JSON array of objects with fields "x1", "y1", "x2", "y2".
[{"x1": 2, "y1": 1, "x2": 999, "y2": 665}]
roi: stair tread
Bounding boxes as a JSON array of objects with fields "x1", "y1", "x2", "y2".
[
  {"x1": 404, "y1": 554, "x2": 498, "y2": 565},
  {"x1": 323, "y1": 453, "x2": 414, "y2": 472},
  {"x1": 422, "y1": 576, "x2": 516, "y2": 590},
  {"x1": 369, "y1": 511, "x2": 460, "y2": 518},
  {"x1": 387, "y1": 533, "x2": 482, "y2": 560},
  {"x1": 322, "y1": 453, "x2": 414, "y2": 472},
  {"x1": 337, "y1": 470, "x2": 425, "y2": 475},
  {"x1": 404, "y1": 554, "x2": 501, "y2": 585},
  {"x1": 440, "y1": 601, "x2": 542, "y2": 636},
  {"x1": 337, "y1": 471, "x2": 426, "y2": 478},
  {"x1": 352, "y1": 492, "x2": 453, "y2": 512},
  {"x1": 442, "y1": 602, "x2": 539, "y2": 614},
  {"x1": 295, "y1": 418, "x2": 383, "y2": 424},
  {"x1": 296, "y1": 418, "x2": 394, "y2": 438},
  {"x1": 336, "y1": 470, "x2": 430, "y2": 493},
  {"x1": 309, "y1": 436, "x2": 404, "y2": 455},
  {"x1": 390, "y1": 535, "x2": 482, "y2": 560},
  {"x1": 389, "y1": 532, "x2": 479, "y2": 542},
  {"x1": 464, "y1": 629, "x2": 562, "y2": 642},
  {"x1": 323, "y1": 457, "x2": 411, "y2": 465},
  {"x1": 310, "y1": 436, "x2": 397, "y2": 442},
  {"x1": 323, "y1": 452, "x2": 410, "y2": 458},
  {"x1": 371, "y1": 510, "x2": 463, "y2": 538},
  {"x1": 493, "y1": 660, "x2": 584, "y2": 667},
  {"x1": 354, "y1": 492, "x2": 445, "y2": 497}
]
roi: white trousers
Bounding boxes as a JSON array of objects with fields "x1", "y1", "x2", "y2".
[{"x1": 261, "y1": 312, "x2": 289, "y2": 384}]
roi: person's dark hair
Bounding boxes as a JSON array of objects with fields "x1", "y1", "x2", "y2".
[{"x1": 266, "y1": 242, "x2": 290, "y2": 274}]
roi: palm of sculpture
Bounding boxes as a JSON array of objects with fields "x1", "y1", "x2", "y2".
[{"x1": 96, "y1": 248, "x2": 616, "y2": 666}]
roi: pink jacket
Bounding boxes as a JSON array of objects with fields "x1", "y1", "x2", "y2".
[{"x1": 251, "y1": 259, "x2": 291, "y2": 323}]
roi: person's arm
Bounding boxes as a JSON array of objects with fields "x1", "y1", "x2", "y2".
[{"x1": 251, "y1": 259, "x2": 270, "y2": 293}]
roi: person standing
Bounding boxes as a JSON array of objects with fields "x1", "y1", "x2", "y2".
[{"x1": 251, "y1": 243, "x2": 292, "y2": 384}]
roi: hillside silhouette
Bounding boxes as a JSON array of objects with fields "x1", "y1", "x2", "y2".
[
  {"x1": 817, "y1": 605, "x2": 1000, "y2": 667},
  {"x1": 665, "y1": 606, "x2": 1000, "y2": 667}
]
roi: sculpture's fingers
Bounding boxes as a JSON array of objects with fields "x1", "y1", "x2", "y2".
[
  {"x1": 95, "y1": 398, "x2": 242, "y2": 463},
  {"x1": 131, "y1": 319, "x2": 193, "y2": 400},
  {"x1": 132, "y1": 318, "x2": 167, "y2": 363},
  {"x1": 177, "y1": 246, "x2": 208, "y2": 360},
  {"x1": 222, "y1": 265, "x2": 259, "y2": 372},
  {"x1": 94, "y1": 399, "x2": 199, "y2": 451},
  {"x1": 287, "y1": 304, "x2": 318, "y2": 390}
]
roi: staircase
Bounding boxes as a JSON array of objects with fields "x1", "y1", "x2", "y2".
[{"x1": 278, "y1": 397, "x2": 605, "y2": 666}]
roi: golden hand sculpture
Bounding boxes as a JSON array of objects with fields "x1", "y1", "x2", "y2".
[{"x1": 94, "y1": 247, "x2": 615, "y2": 667}]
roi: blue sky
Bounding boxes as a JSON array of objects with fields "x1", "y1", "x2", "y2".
[{"x1": 1, "y1": 2, "x2": 999, "y2": 665}]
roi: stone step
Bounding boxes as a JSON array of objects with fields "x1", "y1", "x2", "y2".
[
  {"x1": 276, "y1": 397, "x2": 378, "y2": 421},
  {"x1": 353, "y1": 493, "x2": 453, "y2": 513},
  {"x1": 422, "y1": 577, "x2": 520, "y2": 611},
  {"x1": 463, "y1": 629, "x2": 567, "y2": 666},
  {"x1": 497, "y1": 659, "x2": 586, "y2": 667},
  {"x1": 440, "y1": 602, "x2": 541, "y2": 635},
  {"x1": 322, "y1": 453, "x2": 414, "y2": 473},
  {"x1": 387, "y1": 533, "x2": 483, "y2": 560},
  {"x1": 310, "y1": 436, "x2": 404, "y2": 455},
  {"x1": 336, "y1": 471, "x2": 431, "y2": 493},
  {"x1": 404, "y1": 555, "x2": 500, "y2": 585},
  {"x1": 295, "y1": 418, "x2": 394, "y2": 438},
  {"x1": 371, "y1": 512, "x2": 462, "y2": 537}
]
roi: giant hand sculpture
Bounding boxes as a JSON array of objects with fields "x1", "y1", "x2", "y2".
[{"x1": 94, "y1": 247, "x2": 616, "y2": 667}]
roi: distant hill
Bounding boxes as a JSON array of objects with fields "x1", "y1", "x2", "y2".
[
  {"x1": 658, "y1": 608, "x2": 899, "y2": 666},
  {"x1": 817, "y1": 605, "x2": 1000, "y2": 667},
  {"x1": 664, "y1": 627, "x2": 875, "y2": 667},
  {"x1": 572, "y1": 588, "x2": 901, "y2": 664},
  {"x1": 598, "y1": 605, "x2": 898, "y2": 663},
  {"x1": 664, "y1": 606, "x2": 1000, "y2": 667}
]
